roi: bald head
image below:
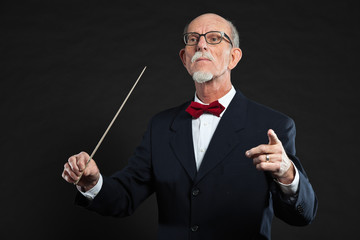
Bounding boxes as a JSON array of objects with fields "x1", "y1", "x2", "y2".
[
  {"x1": 184, "y1": 13, "x2": 240, "y2": 48},
  {"x1": 190, "y1": 13, "x2": 228, "y2": 25}
]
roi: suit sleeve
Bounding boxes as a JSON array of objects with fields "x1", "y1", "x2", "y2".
[
  {"x1": 271, "y1": 118, "x2": 318, "y2": 226},
  {"x1": 75, "y1": 120, "x2": 155, "y2": 217}
]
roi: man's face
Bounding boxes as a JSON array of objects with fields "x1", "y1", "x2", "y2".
[{"x1": 180, "y1": 14, "x2": 234, "y2": 82}]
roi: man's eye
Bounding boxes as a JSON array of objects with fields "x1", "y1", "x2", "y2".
[
  {"x1": 207, "y1": 34, "x2": 221, "y2": 43},
  {"x1": 188, "y1": 37, "x2": 198, "y2": 43}
]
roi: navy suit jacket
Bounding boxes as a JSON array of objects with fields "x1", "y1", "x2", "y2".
[{"x1": 76, "y1": 90, "x2": 317, "y2": 240}]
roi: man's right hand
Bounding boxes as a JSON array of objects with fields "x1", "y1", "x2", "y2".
[{"x1": 62, "y1": 151, "x2": 100, "y2": 192}]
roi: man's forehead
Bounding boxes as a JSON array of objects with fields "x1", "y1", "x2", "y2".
[{"x1": 187, "y1": 14, "x2": 230, "y2": 33}]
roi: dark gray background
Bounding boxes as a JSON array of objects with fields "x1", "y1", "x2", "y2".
[{"x1": 1, "y1": 0, "x2": 359, "y2": 239}]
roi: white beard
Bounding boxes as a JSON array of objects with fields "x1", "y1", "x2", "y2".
[
  {"x1": 191, "y1": 51, "x2": 215, "y2": 83},
  {"x1": 192, "y1": 71, "x2": 213, "y2": 83}
]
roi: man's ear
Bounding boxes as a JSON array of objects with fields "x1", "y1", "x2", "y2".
[
  {"x1": 179, "y1": 48, "x2": 187, "y2": 67},
  {"x1": 228, "y1": 48, "x2": 242, "y2": 70}
]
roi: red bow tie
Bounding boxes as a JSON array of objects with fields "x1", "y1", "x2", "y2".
[{"x1": 186, "y1": 100, "x2": 225, "y2": 119}]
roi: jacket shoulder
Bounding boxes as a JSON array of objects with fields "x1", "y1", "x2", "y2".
[
  {"x1": 248, "y1": 98, "x2": 293, "y2": 122},
  {"x1": 242, "y1": 97, "x2": 295, "y2": 131}
]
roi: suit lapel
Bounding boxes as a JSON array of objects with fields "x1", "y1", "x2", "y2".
[
  {"x1": 169, "y1": 91, "x2": 248, "y2": 183},
  {"x1": 169, "y1": 102, "x2": 197, "y2": 181},
  {"x1": 195, "y1": 91, "x2": 248, "y2": 183}
]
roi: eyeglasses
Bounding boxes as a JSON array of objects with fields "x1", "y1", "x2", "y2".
[{"x1": 183, "y1": 31, "x2": 233, "y2": 46}]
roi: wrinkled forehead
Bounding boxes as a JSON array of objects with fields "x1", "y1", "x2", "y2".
[{"x1": 187, "y1": 14, "x2": 231, "y2": 34}]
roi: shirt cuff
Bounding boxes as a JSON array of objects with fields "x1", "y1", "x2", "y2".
[
  {"x1": 76, "y1": 174, "x2": 103, "y2": 200},
  {"x1": 275, "y1": 162, "x2": 299, "y2": 196}
]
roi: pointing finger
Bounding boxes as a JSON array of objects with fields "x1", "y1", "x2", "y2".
[
  {"x1": 268, "y1": 129, "x2": 280, "y2": 145},
  {"x1": 246, "y1": 144, "x2": 276, "y2": 158}
]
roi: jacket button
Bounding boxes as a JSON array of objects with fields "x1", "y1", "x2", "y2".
[
  {"x1": 297, "y1": 205, "x2": 304, "y2": 214},
  {"x1": 191, "y1": 225, "x2": 199, "y2": 232},
  {"x1": 192, "y1": 188, "x2": 200, "y2": 196}
]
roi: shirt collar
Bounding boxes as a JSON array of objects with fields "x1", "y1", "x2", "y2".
[{"x1": 194, "y1": 86, "x2": 236, "y2": 116}]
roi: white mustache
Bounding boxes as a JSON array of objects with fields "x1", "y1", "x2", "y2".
[{"x1": 191, "y1": 51, "x2": 215, "y2": 63}]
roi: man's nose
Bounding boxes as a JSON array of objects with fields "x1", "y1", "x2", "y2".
[{"x1": 196, "y1": 35, "x2": 208, "y2": 51}]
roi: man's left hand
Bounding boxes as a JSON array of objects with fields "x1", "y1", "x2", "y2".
[{"x1": 245, "y1": 129, "x2": 295, "y2": 184}]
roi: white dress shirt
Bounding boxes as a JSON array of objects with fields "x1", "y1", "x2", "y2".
[
  {"x1": 191, "y1": 86, "x2": 236, "y2": 170},
  {"x1": 79, "y1": 86, "x2": 299, "y2": 199}
]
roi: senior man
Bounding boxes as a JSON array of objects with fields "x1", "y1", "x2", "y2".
[{"x1": 62, "y1": 13, "x2": 317, "y2": 239}]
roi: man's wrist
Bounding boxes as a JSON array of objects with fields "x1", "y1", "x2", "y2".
[
  {"x1": 275, "y1": 162, "x2": 299, "y2": 195},
  {"x1": 76, "y1": 174, "x2": 103, "y2": 200},
  {"x1": 277, "y1": 163, "x2": 295, "y2": 184}
]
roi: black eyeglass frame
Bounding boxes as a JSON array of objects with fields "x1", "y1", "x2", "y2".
[{"x1": 183, "y1": 31, "x2": 233, "y2": 47}]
